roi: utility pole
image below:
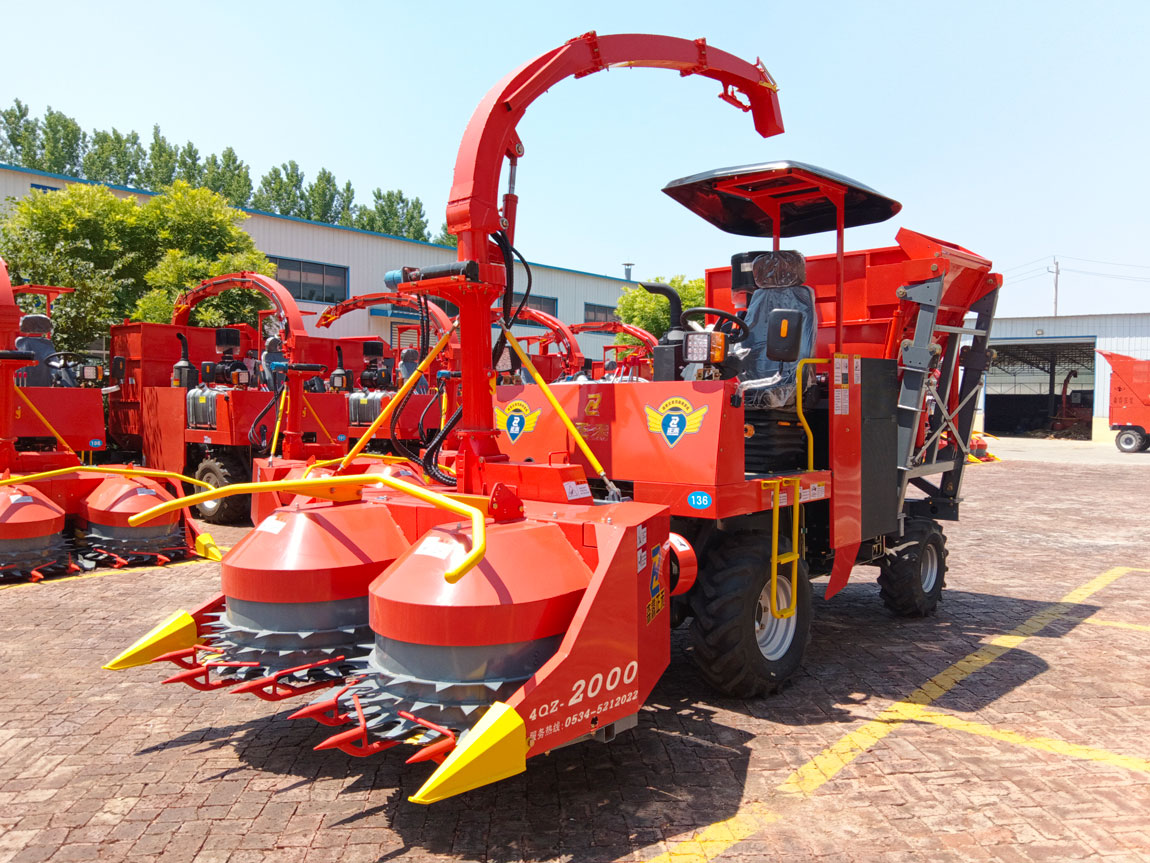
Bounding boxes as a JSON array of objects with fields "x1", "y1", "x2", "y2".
[{"x1": 1047, "y1": 256, "x2": 1060, "y2": 316}]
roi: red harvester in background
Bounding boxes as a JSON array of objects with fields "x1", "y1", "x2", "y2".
[
  {"x1": 1098, "y1": 349, "x2": 1150, "y2": 452},
  {"x1": 106, "y1": 272, "x2": 407, "y2": 523},
  {"x1": 0, "y1": 258, "x2": 208, "y2": 578}
]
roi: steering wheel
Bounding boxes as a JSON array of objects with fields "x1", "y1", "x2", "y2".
[
  {"x1": 680, "y1": 307, "x2": 750, "y2": 344},
  {"x1": 43, "y1": 351, "x2": 92, "y2": 370}
]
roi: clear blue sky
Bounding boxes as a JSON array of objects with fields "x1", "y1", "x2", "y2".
[{"x1": 4, "y1": 0, "x2": 1148, "y2": 318}]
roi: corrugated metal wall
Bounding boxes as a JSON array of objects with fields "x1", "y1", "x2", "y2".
[{"x1": 991, "y1": 313, "x2": 1150, "y2": 417}]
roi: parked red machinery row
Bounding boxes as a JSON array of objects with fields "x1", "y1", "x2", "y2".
[{"x1": 106, "y1": 31, "x2": 1002, "y2": 807}]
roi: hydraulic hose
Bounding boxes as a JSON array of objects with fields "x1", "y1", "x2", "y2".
[
  {"x1": 418, "y1": 378, "x2": 448, "y2": 447},
  {"x1": 422, "y1": 407, "x2": 462, "y2": 486},
  {"x1": 389, "y1": 385, "x2": 420, "y2": 462},
  {"x1": 248, "y1": 380, "x2": 284, "y2": 453}
]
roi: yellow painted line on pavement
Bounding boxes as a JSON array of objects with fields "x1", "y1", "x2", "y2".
[
  {"x1": 1080, "y1": 617, "x2": 1150, "y2": 634},
  {"x1": 778, "y1": 565, "x2": 1145, "y2": 797},
  {"x1": 643, "y1": 565, "x2": 1149, "y2": 861},
  {"x1": 643, "y1": 803, "x2": 778, "y2": 863},
  {"x1": 893, "y1": 702, "x2": 1150, "y2": 774}
]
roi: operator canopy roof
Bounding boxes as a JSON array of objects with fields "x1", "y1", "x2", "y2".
[{"x1": 662, "y1": 160, "x2": 902, "y2": 238}]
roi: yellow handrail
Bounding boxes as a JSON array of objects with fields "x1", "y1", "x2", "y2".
[
  {"x1": 762, "y1": 477, "x2": 801, "y2": 619},
  {"x1": 128, "y1": 472, "x2": 486, "y2": 583},
  {"x1": 795, "y1": 358, "x2": 831, "y2": 471},
  {"x1": 14, "y1": 388, "x2": 75, "y2": 454},
  {"x1": 269, "y1": 386, "x2": 288, "y2": 455},
  {"x1": 338, "y1": 325, "x2": 456, "y2": 472},
  {"x1": 499, "y1": 324, "x2": 620, "y2": 499},
  {"x1": 0, "y1": 465, "x2": 210, "y2": 490},
  {"x1": 300, "y1": 391, "x2": 337, "y2": 444}
]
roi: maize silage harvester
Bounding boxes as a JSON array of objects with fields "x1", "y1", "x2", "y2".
[
  {"x1": 0, "y1": 258, "x2": 208, "y2": 578},
  {"x1": 1098, "y1": 350, "x2": 1150, "y2": 452},
  {"x1": 105, "y1": 272, "x2": 444, "y2": 524},
  {"x1": 107, "y1": 31, "x2": 1001, "y2": 803}
]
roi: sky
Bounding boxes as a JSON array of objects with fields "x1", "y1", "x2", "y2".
[{"x1": 3, "y1": 0, "x2": 1149, "y2": 318}]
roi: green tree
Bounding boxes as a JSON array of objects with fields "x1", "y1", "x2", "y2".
[
  {"x1": 0, "y1": 224, "x2": 123, "y2": 352},
  {"x1": 203, "y1": 147, "x2": 253, "y2": 207},
  {"x1": 0, "y1": 181, "x2": 272, "y2": 344},
  {"x1": 335, "y1": 180, "x2": 356, "y2": 226},
  {"x1": 303, "y1": 167, "x2": 339, "y2": 223},
  {"x1": 251, "y1": 160, "x2": 305, "y2": 217},
  {"x1": 142, "y1": 125, "x2": 178, "y2": 189},
  {"x1": 0, "y1": 99, "x2": 40, "y2": 167},
  {"x1": 433, "y1": 222, "x2": 458, "y2": 248},
  {"x1": 175, "y1": 141, "x2": 203, "y2": 185},
  {"x1": 614, "y1": 274, "x2": 705, "y2": 340},
  {"x1": 355, "y1": 188, "x2": 429, "y2": 241},
  {"x1": 39, "y1": 108, "x2": 87, "y2": 175},
  {"x1": 82, "y1": 128, "x2": 146, "y2": 186}
]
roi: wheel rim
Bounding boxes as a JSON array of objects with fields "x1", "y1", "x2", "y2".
[
  {"x1": 1119, "y1": 432, "x2": 1138, "y2": 451},
  {"x1": 920, "y1": 542, "x2": 939, "y2": 592},
  {"x1": 198, "y1": 478, "x2": 221, "y2": 515},
  {"x1": 755, "y1": 577, "x2": 797, "y2": 661}
]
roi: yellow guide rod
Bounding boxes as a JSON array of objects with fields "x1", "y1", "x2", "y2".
[
  {"x1": 0, "y1": 465, "x2": 210, "y2": 490},
  {"x1": 14, "y1": 388, "x2": 74, "y2": 454},
  {"x1": 129, "y1": 471, "x2": 486, "y2": 583},
  {"x1": 339, "y1": 325, "x2": 456, "y2": 472},
  {"x1": 499, "y1": 324, "x2": 621, "y2": 500},
  {"x1": 268, "y1": 386, "x2": 288, "y2": 456}
]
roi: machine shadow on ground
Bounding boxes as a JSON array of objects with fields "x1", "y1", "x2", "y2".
[{"x1": 126, "y1": 577, "x2": 1105, "y2": 862}]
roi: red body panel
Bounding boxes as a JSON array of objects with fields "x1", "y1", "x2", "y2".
[
  {"x1": 1100, "y1": 350, "x2": 1150, "y2": 431},
  {"x1": 224, "y1": 501, "x2": 411, "y2": 603},
  {"x1": 13, "y1": 387, "x2": 106, "y2": 450}
]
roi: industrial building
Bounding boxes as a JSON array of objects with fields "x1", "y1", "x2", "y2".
[
  {"x1": 985, "y1": 313, "x2": 1150, "y2": 440},
  {"x1": 0, "y1": 162, "x2": 629, "y2": 358}
]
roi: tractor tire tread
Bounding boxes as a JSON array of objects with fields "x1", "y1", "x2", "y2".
[
  {"x1": 687, "y1": 531, "x2": 811, "y2": 699},
  {"x1": 877, "y1": 519, "x2": 948, "y2": 617},
  {"x1": 194, "y1": 454, "x2": 250, "y2": 525}
]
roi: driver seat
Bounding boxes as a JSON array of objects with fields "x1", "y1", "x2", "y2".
[
  {"x1": 739, "y1": 251, "x2": 818, "y2": 410},
  {"x1": 738, "y1": 251, "x2": 818, "y2": 473},
  {"x1": 260, "y1": 335, "x2": 285, "y2": 390},
  {"x1": 15, "y1": 314, "x2": 72, "y2": 387}
]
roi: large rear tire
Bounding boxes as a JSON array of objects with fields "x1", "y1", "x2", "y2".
[
  {"x1": 878, "y1": 519, "x2": 947, "y2": 616},
  {"x1": 193, "y1": 455, "x2": 250, "y2": 525},
  {"x1": 688, "y1": 532, "x2": 811, "y2": 697},
  {"x1": 1115, "y1": 429, "x2": 1146, "y2": 453}
]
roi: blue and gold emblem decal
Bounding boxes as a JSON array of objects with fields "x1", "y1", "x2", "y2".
[
  {"x1": 645, "y1": 397, "x2": 708, "y2": 448},
  {"x1": 495, "y1": 399, "x2": 541, "y2": 443}
]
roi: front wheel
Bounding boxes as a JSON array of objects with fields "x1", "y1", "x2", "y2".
[
  {"x1": 193, "y1": 455, "x2": 251, "y2": 524},
  {"x1": 688, "y1": 532, "x2": 811, "y2": 697},
  {"x1": 1115, "y1": 429, "x2": 1146, "y2": 453},
  {"x1": 878, "y1": 519, "x2": 947, "y2": 616}
]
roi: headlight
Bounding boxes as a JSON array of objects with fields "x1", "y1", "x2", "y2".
[
  {"x1": 684, "y1": 332, "x2": 711, "y2": 363},
  {"x1": 684, "y1": 331, "x2": 727, "y2": 364},
  {"x1": 81, "y1": 364, "x2": 101, "y2": 381}
]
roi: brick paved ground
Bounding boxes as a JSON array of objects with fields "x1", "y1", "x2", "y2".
[{"x1": 1, "y1": 458, "x2": 1148, "y2": 862}]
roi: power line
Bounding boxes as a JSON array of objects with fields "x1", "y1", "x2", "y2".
[
  {"x1": 1060, "y1": 255, "x2": 1150, "y2": 271},
  {"x1": 1000, "y1": 255, "x2": 1052, "y2": 273},
  {"x1": 1007, "y1": 271, "x2": 1051, "y2": 285},
  {"x1": 1061, "y1": 267, "x2": 1150, "y2": 283}
]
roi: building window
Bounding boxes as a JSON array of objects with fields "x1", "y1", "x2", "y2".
[
  {"x1": 584, "y1": 302, "x2": 618, "y2": 323},
  {"x1": 30, "y1": 183, "x2": 59, "y2": 193},
  {"x1": 511, "y1": 293, "x2": 558, "y2": 317},
  {"x1": 268, "y1": 255, "x2": 348, "y2": 304}
]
